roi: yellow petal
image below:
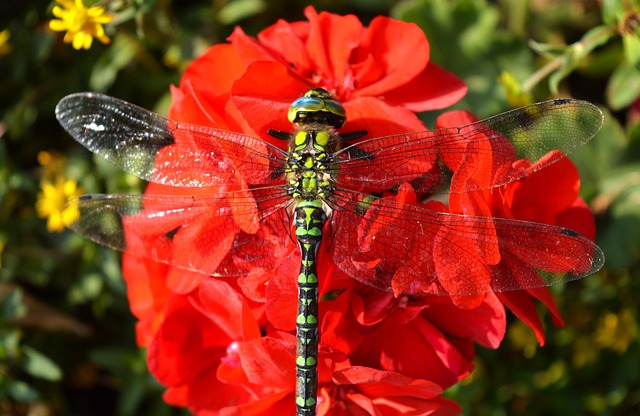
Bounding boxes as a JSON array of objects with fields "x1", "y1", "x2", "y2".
[
  {"x1": 97, "y1": 34, "x2": 110, "y2": 45},
  {"x1": 81, "y1": 33, "x2": 93, "y2": 49},
  {"x1": 71, "y1": 33, "x2": 84, "y2": 49},
  {"x1": 62, "y1": 198, "x2": 80, "y2": 227},
  {"x1": 63, "y1": 31, "x2": 75, "y2": 43},
  {"x1": 49, "y1": 19, "x2": 67, "y2": 31}
]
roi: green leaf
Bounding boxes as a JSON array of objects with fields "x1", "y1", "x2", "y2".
[
  {"x1": 0, "y1": 288, "x2": 26, "y2": 322},
  {"x1": 68, "y1": 272, "x2": 105, "y2": 304},
  {"x1": 599, "y1": 177, "x2": 640, "y2": 268},
  {"x1": 89, "y1": 34, "x2": 138, "y2": 92},
  {"x1": 623, "y1": 32, "x2": 640, "y2": 69},
  {"x1": 571, "y1": 107, "x2": 628, "y2": 195},
  {"x1": 0, "y1": 329, "x2": 20, "y2": 360},
  {"x1": 606, "y1": 61, "x2": 640, "y2": 110},
  {"x1": 549, "y1": 25, "x2": 614, "y2": 94},
  {"x1": 118, "y1": 373, "x2": 147, "y2": 416},
  {"x1": 528, "y1": 39, "x2": 564, "y2": 59},
  {"x1": 7, "y1": 379, "x2": 39, "y2": 402},
  {"x1": 601, "y1": 0, "x2": 626, "y2": 26},
  {"x1": 21, "y1": 346, "x2": 62, "y2": 381},
  {"x1": 218, "y1": 0, "x2": 266, "y2": 25}
]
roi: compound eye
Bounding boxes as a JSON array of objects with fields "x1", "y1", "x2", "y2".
[
  {"x1": 324, "y1": 100, "x2": 346, "y2": 119},
  {"x1": 288, "y1": 96, "x2": 324, "y2": 123},
  {"x1": 304, "y1": 88, "x2": 332, "y2": 99},
  {"x1": 288, "y1": 89, "x2": 347, "y2": 128}
]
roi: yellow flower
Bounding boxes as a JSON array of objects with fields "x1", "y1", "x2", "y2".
[
  {"x1": 38, "y1": 151, "x2": 66, "y2": 179},
  {"x1": 497, "y1": 71, "x2": 533, "y2": 108},
  {"x1": 572, "y1": 335, "x2": 599, "y2": 368},
  {"x1": 49, "y1": 0, "x2": 114, "y2": 50},
  {"x1": 508, "y1": 320, "x2": 538, "y2": 358},
  {"x1": 37, "y1": 177, "x2": 84, "y2": 232},
  {"x1": 0, "y1": 29, "x2": 11, "y2": 56},
  {"x1": 594, "y1": 309, "x2": 638, "y2": 354}
]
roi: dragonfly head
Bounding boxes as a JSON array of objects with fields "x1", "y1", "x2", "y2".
[{"x1": 288, "y1": 88, "x2": 346, "y2": 129}]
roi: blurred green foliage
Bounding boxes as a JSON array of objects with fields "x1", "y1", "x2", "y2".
[{"x1": 0, "y1": 0, "x2": 639, "y2": 415}]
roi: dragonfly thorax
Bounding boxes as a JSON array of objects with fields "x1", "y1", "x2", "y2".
[{"x1": 285, "y1": 125, "x2": 340, "y2": 202}]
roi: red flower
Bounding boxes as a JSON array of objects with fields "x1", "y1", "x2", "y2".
[
  {"x1": 147, "y1": 278, "x2": 263, "y2": 412},
  {"x1": 120, "y1": 8, "x2": 469, "y2": 413},
  {"x1": 139, "y1": 276, "x2": 462, "y2": 415},
  {"x1": 434, "y1": 109, "x2": 598, "y2": 344},
  {"x1": 174, "y1": 6, "x2": 466, "y2": 141},
  {"x1": 116, "y1": 5, "x2": 599, "y2": 415}
]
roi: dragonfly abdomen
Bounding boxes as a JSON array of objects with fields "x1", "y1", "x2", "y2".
[{"x1": 293, "y1": 199, "x2": 326, "y2": 414}]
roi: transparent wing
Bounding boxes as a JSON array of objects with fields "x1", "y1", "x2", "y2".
[
  {"x1": 63, "y1": 187, "x2": 294, "y2": 277},
  {"x1": 55, "y1": 93, "x2": 288, "y2": 188},
  {"x1": 335, "y1": 99, "x2": 603, "y2": 193},
  {"x1": 327, "y1": 189, "x2": 604, "y2": 296}
]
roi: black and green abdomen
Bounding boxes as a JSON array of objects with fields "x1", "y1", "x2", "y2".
[{"x1": 293, "y1": 199, "x2": 325, "y2": 413}]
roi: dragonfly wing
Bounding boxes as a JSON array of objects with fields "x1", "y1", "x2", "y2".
[
  {"x1": 63, "y1": 187, "x2": 294, "y2": 277},
  {"x1": 55, "y1": 93, "x2": 288, "y2": 187},
  {"x1": 327, "y1": 189, "x2": 604, "y2": 296},
  {"x1": 336, "y1": 99, "x2": 603, "y2": 193}
]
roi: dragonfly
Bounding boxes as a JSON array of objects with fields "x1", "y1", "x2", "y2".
[{"x1": 55, "y1": 88, "x2": 604, "y2": 416}]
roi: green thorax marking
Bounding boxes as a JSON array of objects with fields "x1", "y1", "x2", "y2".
[{"x1": 285, "y1": 127, "x2": 340, "y2": 202}]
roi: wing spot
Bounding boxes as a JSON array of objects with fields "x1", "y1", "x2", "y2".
[
  {"x1": 86, "y1": 122, "x2": 106, "y2": 132},
  {"x1": 561, "y1": 228, "x2": 579, "y2": 237}
]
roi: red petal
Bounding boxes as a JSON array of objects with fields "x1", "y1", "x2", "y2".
[
  {"x1": 496, "y1": 287, "x2": 547, "y2": 345},
  {"x1": 423, "y1": 294, "x2": 506, "y2": 349},
  {"x1": 556, "y1": 198, "x2": 596, "y2": 240},
  {"x1": 238, "y1": 337, "x2": 295, "y2": 388},
  {"x1": 180, "y1": 43, "x2": 246, "y2": 98},
  {"x1": 435, "y1": 110, "x2": 476, "y2": 171},
  {"x1": 187, "y1": 362, "x2": 255, "y2": 412},
  {"x1": 232, "y1": 60, "x2": 310, "y2": 139},
  {"x1": 342, "y1": 95, "x2": 427, "y2": 139},
  {"x1": 508, "y1": 153, "x2": 580, "y2": 223},
  {"x1": 264, "y1": 247, "x2": 300, "y2": 331},
  {"x1": 166, "y1": 268, "x2": 206, "y2": 294},
  {"x1": 355, "y1": 17, "x2": 429, "y2": 96},
  {"x1": 170, "y1": 80, "x2": 253, "y2": 135},
  {"x1": 433, "y1": 215, "x2": 498, "y2": 301},
  {"x1": 350, "y1": 311, "x2": 474, "y2": 388},
  {"x1": 170, "y1": 216, "x2": 237, "y2": 285},
  {"x1": 258, "y1": 19, "x2": 312, "y2": 73},
  {"x1": 303, "y1": 7, "x2": 362, "y2": 86},
  {"x1": 163, "y1": 385, "x2": 188, "y2": 406},
  {"x1": 148, "y1": 294, "x2": 228, "y2": 385},
  {"x1": 320, "y1": 289, "x2": 366, "y2": 354},
  {"x1": 228, "y1": 26, "x2": 275, "y2": 64},
  {"x1": 383, "y1": 63, "x2": 467, "y2": 112},
  {"x1": 121, "y1": 253, "x2": 170, "y2": 345},
  {"x1": 333, "y1": 366, "x2": 442, "y2": 397},
  {"x1": 198, "y1": 278, "x2": 261, "y2": 340}
]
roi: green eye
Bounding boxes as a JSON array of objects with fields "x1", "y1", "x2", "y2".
[
  {"x1": 288, "y1": 88, "x2": 346, "y2": 128},
  {"x1": 288, "y1": 97, "x2": 325, "y2": 122}
]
